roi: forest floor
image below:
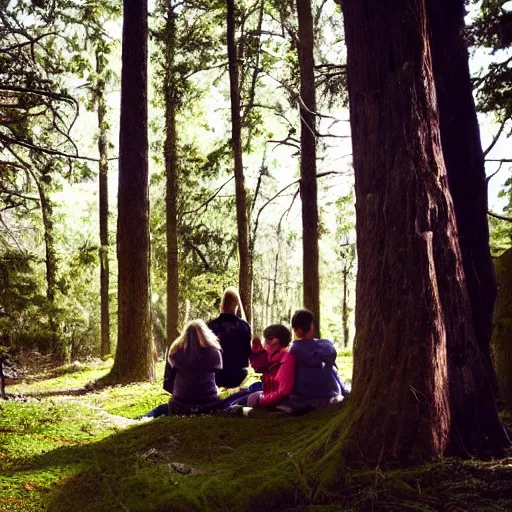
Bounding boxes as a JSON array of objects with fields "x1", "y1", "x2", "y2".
[{"x1": 2, "y1": 354, "x2": 512, "y2": 511}]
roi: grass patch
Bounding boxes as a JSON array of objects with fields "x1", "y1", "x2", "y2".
[
  {"x1": 8, "y1": 354, "x2": 512, "y2": 511},
  {"x1": 0, "y1": 399, "x2": 119, "y2": 510}
]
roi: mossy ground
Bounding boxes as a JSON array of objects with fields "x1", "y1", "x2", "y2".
[{"x1": 2, "y1": 356, "x2": 512, "y2": 511}]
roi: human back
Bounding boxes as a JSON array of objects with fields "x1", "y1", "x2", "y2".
[
  {"x1": 288, "y1": 309, "x2": 343, "y2": 408},
  {"x1": 208, "y1": 287, "x2": 251, "y2": 388},
  {"x1": 169, "y1": 319, "x2": 222, "y2": 408}
]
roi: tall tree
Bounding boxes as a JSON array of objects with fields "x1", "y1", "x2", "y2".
[
  {"x1": 426, "y1": 0, "x2": 498, "y2": 390},
  {"x1": 296, "y1": 0, "x2": 320, "y2": 335},
  {"x1": 164, "y1": 3, "x2": 180, "y2": 346},
  {"x1": 342, "y1": 0, "x2": 508, "y2": 466},
  {"x1": 95, "y1": 47, "x2": 111, "y2": 358},
  {"x1": 226, "y1": 0, "x2": 252, "y2": 324},
  {"x1": 108, "y1": 0, "x2": 154, "y2": 382}
]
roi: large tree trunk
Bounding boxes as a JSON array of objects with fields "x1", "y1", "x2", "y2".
[
  {"x1": 96, "y1": 49, "x2": 111, "y2": 358},
  {"x1": 426, "y1": 0, "x2": 497, "y2": 390},
  {"x1": 492, "y1": 248, "x2": 512, "y2": 409},
  {"x1": 343, "y1": 0, "x2": 507, "y2": 466},
  {"x1": 165, "y1": 5, "x2": 180, "y2": 347},
  {"x1": 226, "y1": 0, "x2": 252, "y2": 324},
  {"x1": 108, "y1": 0, "x2": 154, "y2": 383},
  {"x1": 426, "y1": 0, "x2": 508, "y2": 456},
  {"x1": 296, "y1": 0, "x2": 320, "y2": 336}
]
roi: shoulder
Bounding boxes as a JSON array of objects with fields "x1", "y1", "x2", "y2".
[
  {"x1": 289, "y1": 340, "x2": 307, "y2": 354},
  {"x1": 203, "y1": 346, "x2": 222, "y2": 360},
  {"x1": 207, "y1": 316, "x2": 220, "y2": 329},
  {"x1": 318, "y1": 338, "x2": 336, "y2": 350},
  {"x1": 280, "y1": 351, "x2": 295, "y2": 363},
  {"x1": 238, "y1": 318, "x2": 252, "y2": 334}
]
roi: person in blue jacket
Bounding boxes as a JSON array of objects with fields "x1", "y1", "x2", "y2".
[{"x1": 282, "y1": 309, "x2": 348, "y2": 414}]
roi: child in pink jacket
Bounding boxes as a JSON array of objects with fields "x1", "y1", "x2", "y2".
[{"x1": 247, "y1": 324, "x2": 296, "y2": 409}]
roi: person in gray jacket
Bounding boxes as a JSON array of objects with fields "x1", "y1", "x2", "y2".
[{"x1": 142, "y1": 319, "x2": 223, "y2": 418}]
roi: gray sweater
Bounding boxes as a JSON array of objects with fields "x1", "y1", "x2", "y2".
[{"x1": 169, "y1": 347, "x2": 222, "y2": 405}]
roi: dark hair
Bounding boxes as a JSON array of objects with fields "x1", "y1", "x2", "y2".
[
  {"x1": 263, "y1": 324, "x2": 292, "y2": 347},
  {"x1": 291, "y1": 309, "x2": 315, "y2": 332}
]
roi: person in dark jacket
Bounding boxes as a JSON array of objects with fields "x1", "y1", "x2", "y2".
[
  {"x1": 283, "y1": 309, "x2": 346, "y2": 414},
  {"x1": 141, "y1": 319, "x2": 223, "y2": 418},
  {"x1": 208, "y1": 287, "x2": 252, "y2": 388}
]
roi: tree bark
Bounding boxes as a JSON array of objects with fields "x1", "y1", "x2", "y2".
[
  {"x1": 492, "y1": 248, "x2": 512, "y2": 409},
  {"x1": 426, "y1": 0, "x2": 498, "y2": 390},
  {"x1": 296, "y1": 0, "x2": 320, "y2": 336},
  {"x1": 226, "y1": 0, "x2": 252, "y2": 324},
  {"x1": 343, "y1": 0, "x2": 507, "y2": 466},
  {"x1": 96, "y1": 48, "x2": 111, "y2": 358},
  {"x1": 108, "y1": 0, "x2": 154, "y2": 383},
  {"x1": 164, "y1": 5, "x2": 180, "y2": 347}
]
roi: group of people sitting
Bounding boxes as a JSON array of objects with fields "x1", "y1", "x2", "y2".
[{"x1": 143, "y1": 287, "x2": 348, "y2": 419}]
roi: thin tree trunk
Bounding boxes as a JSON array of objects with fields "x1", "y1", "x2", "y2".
[
  {"x1": 165, "y1": 5, "x2": 180, "y2": 347},
  {"x1": 426, "y1": 0, "x2": 509, "y2": 456},
  {"x1": 226, "y1": 0, "x2": 252, "y2": 325},
  {"x1": 343, "y1": 0, "x2": 506, "y2": 465},
  {"x1": 109, "y1": 0, "x2": 154, "y2": 383},
  {"x1": 265, "y1": 275, "x2": 272, "y2": 326},
  {"x1": 341, "y1": 265, "x2": 349, "y2": 348},
  {"x1": 426, "y1": 0, "x2": 498, "y2": 391},
  {"x1": 296, "y1": 0, "x2": 320, "y2": 336},
  {"x1": 37, "y1": 172, "x2": 62, "y2": 359},
  {"x1": 96, "y1": 49, "x2": 110, "y2": 358}
]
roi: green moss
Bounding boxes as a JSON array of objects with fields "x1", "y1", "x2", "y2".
[{"x1": 5, "y1": 358, "x2": 512, "y2": 511}]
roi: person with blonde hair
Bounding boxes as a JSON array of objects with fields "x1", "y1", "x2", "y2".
[
  {"x1": 140, "y1": 319, "x2": 223, "y2": 418},
  {"x1": 208, "y1": 287, "x2": 252, "y2": 388}
]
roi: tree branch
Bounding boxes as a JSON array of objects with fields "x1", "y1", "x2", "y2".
[
  {"x1": 483, "y1": 117, "x2": 508, "y2": 158},
  {"x1": 488, "y1": 211, "x2": 512, "y2": 222},
  {"x1": 0, "y1": 85, "x2": 77, "y2": 107},
  {"x1": 0, "y1": 134, "x2": 101, "y2": 162},
  {"x1": 486, "y1": 161, "x2": 506, "y2": 183},
  {"x1": 188, "y1": 242, "x2": 211, "y2": 271},
  {"x1": 181, "y1": 176, "x2": 235, "y2": 216}
]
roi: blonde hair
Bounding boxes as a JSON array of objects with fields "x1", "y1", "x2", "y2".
[
  {"x1": 169, "y1": 319, "x2": 220, "y2": 359},
  {"x1": 220, "y1": 286, "x2": 247, "y2": 321}
]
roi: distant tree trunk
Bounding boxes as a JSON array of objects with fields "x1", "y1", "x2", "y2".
[
  {"x1": 36, "y1": 171, "x2": 62, "y2": 359},
  {"x1": 226, "y1": 0, "x2": 252, "y2": 325},
  {"x1": 296, "y1": 0, "x2": 320, "y2": 336},
  {"x1": 341, "y1": 264, "x2": 349, "y2": 348},
  {"x1": 492, "y1": 248, "x2": 512, "y2": 409},
  {"x1": 164, "y1": 5, "x2": 180, "y2": 347},
  {"x1": 265, "y1": 276, "x2": 272, "y2": 326},
  {"x1": 343, "y1": 0, "x2": 507, "y2": 466},
  {"x1": 109, "y1": 0, "x2": 154, "y2": 383},
  {"x1": 96, "y1": 48, "x2": 111, "y2": 358},
  {"x1": 426, "y1": 0, "x2": 497, "y2": 389}
]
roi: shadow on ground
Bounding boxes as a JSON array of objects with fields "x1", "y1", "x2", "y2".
[{"x1": 4, "y1": 404, "x2": 512, "y2": 512}]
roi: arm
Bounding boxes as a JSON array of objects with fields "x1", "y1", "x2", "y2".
[
  {"x1": 250, "y1": 349, "x2": 269, "y2": 373},
  {"x1": 259, "y1": 353, "x2": 296, "y2": 408},
  {"x1": 209, "y1": 348, "x2": 223, "y2": 371}
]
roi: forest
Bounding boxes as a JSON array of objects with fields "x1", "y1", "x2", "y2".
[{"x1": 1, "y1": 0, "x2": 512, "y2": 510}]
